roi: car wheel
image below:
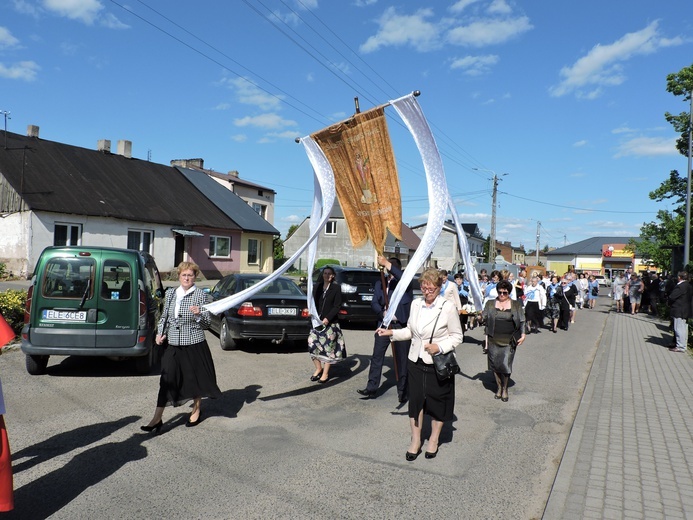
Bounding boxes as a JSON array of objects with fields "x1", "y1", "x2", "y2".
[
  {"x1": 26, "y1": 354, "x2": 49, "y2": 375},
  {"x1": 220, "y1": 318, "x2": 238, "y2": 351}
]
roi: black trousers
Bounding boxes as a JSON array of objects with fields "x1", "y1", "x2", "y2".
[{"x1": 366, "y1": 323, "x2": 410, "y2": 396}]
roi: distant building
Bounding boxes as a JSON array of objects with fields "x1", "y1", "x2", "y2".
[
  {"x1": 410, "y1": 221, "x2": 486, "y2": 271},
  {"x1": 545, "y1": 236, "x2": 647, "y2": 277}
]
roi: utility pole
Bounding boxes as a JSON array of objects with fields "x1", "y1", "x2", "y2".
[
  {"x1": 1, "y1": 110, "x2": 9, "y2": 150},
  {"x1": 535, "y1": 221, "x2": 540, "y2": 265},
  {"x1": 473, "y1": 167, "x2": 507, "y2": 268}
]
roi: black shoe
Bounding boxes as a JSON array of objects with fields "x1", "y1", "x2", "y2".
[
  {"x1": 425, "y1": 448, "x2": 439, "y2": 459},
  {"x1": 186, "y1": 413, "x2": 202, "y2": 427},
  {"x1": 310, "y1": 370, "x2": 323, "y2": 382},
  {"x1": 140, "y1": 420, "x2": 162, "y2": 434},
  {"x1": 357, "y1": 388, "x2": 376, "y2": 398},
  {"x1": 398, "y1": 392, "x2": 408, "y2": 404},
  {"x1": 405, "y1": 449, "x2": 421, "y2": 461}
]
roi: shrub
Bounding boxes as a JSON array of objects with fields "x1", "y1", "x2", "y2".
[
  {"x1": 316, "y1": 259, "x2": 341, "y2": 269},
  {"x1": 0, "y1": 289, "x2": 27, "y2": 336}
]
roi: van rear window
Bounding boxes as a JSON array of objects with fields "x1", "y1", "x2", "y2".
[
  {"x1": 102, "y1": 260, "x2": 133, "y2": 300},
  {"x1": 42, "y1": 258, "x2": 95, "y2": 299}
]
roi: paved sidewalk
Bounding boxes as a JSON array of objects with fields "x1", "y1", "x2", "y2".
[{"x1": 544, "y1": 308, "x2": 693, "y2": 519}]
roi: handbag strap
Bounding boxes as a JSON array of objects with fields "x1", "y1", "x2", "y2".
[{"x1": 429, "y1": 300, "x2": 446, "y2": 344}]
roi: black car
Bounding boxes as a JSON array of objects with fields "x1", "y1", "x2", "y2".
[
  {"x1": 311, "y1": 265, "x2": 381, "y2": 325},
  {"x1": 208, "y1": 274, "x2": 311, "y2": 350}
]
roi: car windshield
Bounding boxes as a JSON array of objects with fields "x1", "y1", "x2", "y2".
[
  {"x1": 260, "y1": 279, "x2": 304, "y2": 296},
  {"x1": 342, "y1": 271, "x2": 380, "y2": 285}
]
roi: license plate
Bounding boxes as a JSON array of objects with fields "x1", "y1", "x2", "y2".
[
  {"x1": 268, "y1": 307, "x2": 297, "y2": 316},
  {"x1": 361, "y1": 294, "x2": 373, "y2": 301},
  {"x1": 43, "y1": 309, "x2": 87, "y2": 321}
]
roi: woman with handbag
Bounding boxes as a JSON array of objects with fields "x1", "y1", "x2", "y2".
[
  {"x1": 586, "y1": 275, "x2": 599, "y2": 309},
  {"x1": 308, "y1": 266, "x2": 344, "y2": 384},
  {"x1": 376, "y1": 268, "x2": 463, "y2": 461},
  {"x1": 141, "y1": 262, "x2": 222, "y2": 433},
  {"x1": 482, "y1": 280, "x2": 526, "y2": 402}
]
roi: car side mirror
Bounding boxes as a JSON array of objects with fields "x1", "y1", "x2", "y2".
[{"x1": 299, "y1": 276, "x2": 307, "y2": 284}]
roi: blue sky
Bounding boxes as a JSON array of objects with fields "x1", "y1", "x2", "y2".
[{"x1": 2, "y1": 0, "x2": 692, "y2": 251}]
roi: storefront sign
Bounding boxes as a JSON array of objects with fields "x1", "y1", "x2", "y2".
[{"x1": 602, "y1": 243, "x2": 633, "y2": 259}]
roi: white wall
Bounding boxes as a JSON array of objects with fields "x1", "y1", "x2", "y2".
[{"x1": 0, "y1": 212, "x2": 30, "y2": 277}]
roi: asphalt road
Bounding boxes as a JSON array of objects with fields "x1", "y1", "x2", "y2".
[{"x1": 0, "y1": 298, "x2": 611, "y2": 520}]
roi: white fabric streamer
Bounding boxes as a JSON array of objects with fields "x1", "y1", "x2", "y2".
[
  {"x1": 204, "y1": 137, "x2": 335, "y2": 317},
  {"x1": 447, "y1": 197, "x2": 483, "y2": 310},
  {"x1": 381, "y1": 93, "x2": 450, "y2": 327}
]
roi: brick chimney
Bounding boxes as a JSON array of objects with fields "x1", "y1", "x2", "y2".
[
  {"x1": 97, "y1": 139, "x2": 111, "y2": 153},
  {"x1": 27, "y1": 125, "x2": 39, "y2": 138},
  {"x1": 228, "y1": 170, "x2": 239, "y2": 177},
  {"x1": 117, "y1": 140, "x2": 132, "y2": 158},
  {"x1": 170, "y1": 158, "x2": 204, "y2": 169}
]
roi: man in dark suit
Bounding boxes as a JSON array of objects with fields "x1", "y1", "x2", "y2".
[
  {"x1": 667, "y1": 271, "x2": 692, "y2": 353},
  {"x1": 357, "y1": 256, "x2": 413, "y2": 402}
]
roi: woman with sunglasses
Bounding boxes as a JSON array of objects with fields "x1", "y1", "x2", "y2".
[
  {"x1": 376, "y1": 268, "x2": 463, "y2": 460},
  {"x1": 482, "y1": 279, "x2": 525, "y2": 402}
]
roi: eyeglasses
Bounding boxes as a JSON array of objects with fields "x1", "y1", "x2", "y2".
[
  {"x1": 420, "y1": 286, "x2": 438, "y2": 293},
  {"x1": 497, "y1": 290, "x2": 509, "y2": 295}
]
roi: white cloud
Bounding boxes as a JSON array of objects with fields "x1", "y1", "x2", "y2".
[
  {"x1": 614, "y1": 136, "x2": 679, "y2": 158},
  {"x1": 0, "y1": 27, "x2": 20, "y2": 49},
  {"x1": 573, "y1": 140, "x2": 587, "y2": 147},
  {"x1": 222, "y1": 77, "x2": 283, "y2": 111},
  {"x1": 549, "y1": 20, "x2": 683, "y2": 98},
  {"x1": 612, "y1": 125, "x2": 636, "y2": 134},
  {"x1": 487, "y1": 0, "x2": 512, "y2": 15},
  {"x1": 297, "y1": 0, "x2": 318, "y2": 9},
  {"x1": 233, "y1": 113, "x2": 297, "y2": 130},
  {"x1": 354, "y1": 0, "x2": 377, "y2": 6},
  {"x1": 281, "y1": 214, "x2": 303, "y2": 223},
  {"x1": 360, "y1": 7, "x2": 440, "y2": 53},
  {"x1": 450, "y1": 54, "x2": 499, "y2": 75},
  {"x1": 214, "y1": 102, "x2": 232, "y2": 111},
  {"x1": 230, "y1": 134, "x2": 247, "y2": 142},
  {"x1": 12, "y1": 0, "x2": 40, "y2": 16},
  {"x1": 446, "y1": 16, "x2": 533, "y2": 47},
  {"x1": 449, "y1": 0, "x2": 481, "y2": 14},
  {"x1": 0, "y1": 60, "x2": 39, "y2": 81},
  {"x1": 43, "y1": 0, "x2": 104, "y2": 25},
  {"x1": 100, "y1": 12, "x2": 129, "y2": 29}
]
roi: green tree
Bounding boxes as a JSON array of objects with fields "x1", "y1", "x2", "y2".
[
  {"x1": 664, "y1": 64, "x2": 693, "y2": 157},
  {"x1": 273, "y1": 236, "x2": 284, "y2": 260},
  {"x1": 286, "y1": 224, "x2": 299, "y2": 240}
]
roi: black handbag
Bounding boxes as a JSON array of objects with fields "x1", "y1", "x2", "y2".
[{"x1": 429, "y1": 302, "x2": 460, "y2": 380}]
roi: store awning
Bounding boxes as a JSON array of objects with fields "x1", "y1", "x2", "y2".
[{"x1": 172, "y1": 228, "x2": 204, "y2": 237}]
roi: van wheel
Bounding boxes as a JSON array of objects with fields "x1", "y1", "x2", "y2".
[
  {"x1": 220, "y1": 319, "x2": 237, "y2": 351},
  {"x1": 135, "y1": 348, "x2": 154, "y2": 375},
  {"x1": 26, "y1": 354, "x2": 49, "y2": 375}
]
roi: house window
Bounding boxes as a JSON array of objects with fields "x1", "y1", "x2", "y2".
[
  {"x1": 248, "y1": 239, "x2": 262, "y2": 265},
  {"x1": 54, "y1": 223, "x2": 82, "y2": 246},
  {"x1": 325, "y1": 221, "x2": 337, "y2": 235},
  {"x1": 127, "y1": 230, "x2": 153, "y2": 253},
  {"x1": 252, "y1": 203, "x2": 267, "y2": 219},
  {"x1": 209, "y1": 236, "x2": 231, "y2": 257}
]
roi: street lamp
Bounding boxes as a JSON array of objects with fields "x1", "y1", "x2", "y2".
[{"x1": 473, "y1": 168, "x2": 508, "y2": 268}]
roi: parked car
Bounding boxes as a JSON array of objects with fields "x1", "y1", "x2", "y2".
[
  {"x1": 21, "y1": 246, "x2": 164, "y2": 375},
  {"x1": 310, "y1": 265, "x2": 381, "y2": 325},
  {"x1": 594, "y1": 275, "x2": 611, "y2": 287},
  {"x1": 208, "y1": 274, "x2": 311, "y2": 350}
]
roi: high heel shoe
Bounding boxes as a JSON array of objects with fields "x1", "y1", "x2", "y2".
[
  {"x1": 140, "y1": 420, "x2": 163, "y2": 433},
  {"x1": 317, "y1": 375, "x2": 329, "y2": 384},
  {"x1": 310, "y1": 370, "x2": 323, "y2": 382},
  {"x1": 425, "y1": 448, "x2": 439, "y2": 459}
]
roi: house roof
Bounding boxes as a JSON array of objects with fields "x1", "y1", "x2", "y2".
[
  {"x1": 176, "y1": 167, "x2": 279, "y2": 235},
  {"x1": 205, "y1": 169, "x2": 277, "y2": 194},
  {"x1": 411, "y1": 221, "x2": 485, "y2": 239},
  {"x1": 0, "y1": 131, "x2": 241, "y2": 229},
  {"x1": 546, "y1": 236, "x2": 642, "y2": 256}
]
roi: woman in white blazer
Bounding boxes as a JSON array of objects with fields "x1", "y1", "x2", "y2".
[{"x1": 377, "y1": 268, "x2": 463, "y2": 461}]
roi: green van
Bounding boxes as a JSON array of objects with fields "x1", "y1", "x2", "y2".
[{"x1": 21, "y1": 246, "x2": 165, "y2": 375}]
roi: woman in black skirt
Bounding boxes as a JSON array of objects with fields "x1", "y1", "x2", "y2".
[
  {"x1": 482, "y1": 280, "x2": 525, "y2": 402},
  {"x1": 141, "y1": 262, "x2": 221, "y2": 433},
  {"x1": 376, "y1": 268, "x2": 463, "y2": 461}
]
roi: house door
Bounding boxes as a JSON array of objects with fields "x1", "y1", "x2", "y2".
[{"x1": 174, "y1": 234, "x2": 185, "y2": 267}]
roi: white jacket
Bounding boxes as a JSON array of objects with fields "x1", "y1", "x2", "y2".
[
  {"x1": 523, "y1": 283, "x2": 547, "y2": 310},
  {"x1": 392, "y1": 296, "x2": 463, "y2": 364}
]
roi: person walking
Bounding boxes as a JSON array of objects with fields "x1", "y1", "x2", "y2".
[
  {"x1": 545, "y1": 275, "x2": 561, "y2": 333},
  {"x1": 482, "y1": 280, "x2": 526, "y2": 402},
  {"x1": 141, "y1": 262, "x2": 221, "y2": 433},
  {"x1": 557, "y1": 276, "x2": 578, "y2": 331},
  {"x1": 523, "y1": 276, "x2": 546, "y2": 333},
  {"x1": 645, "y1": 273, "x2": 661, "y2": 315},
  {"x1": 358, "y1": 256, "x2": 413, "y2": 402},
  {"x1": 308, "y1": 266, "x2": 345, "y2": 384},
  {"x1": 667, "y1": 271, "x2": 692, "y2": 353},
  {"x1": 586, "y1": 275, "x2": 599, "y2": 309},
  {"x1": 612, "y1": 272, "x2": 627, "y2": 312},
  {"x1": 376, "y1": 268, "x2": 463, "y2": 461},
  {"x1": 626, "y1": 272, "x2": 645, "y2": 315}
]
